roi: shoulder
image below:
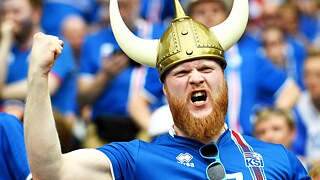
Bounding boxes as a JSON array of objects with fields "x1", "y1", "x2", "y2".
[{"x1": 0, "y1": 113, "x2": 22, "y2": 128}]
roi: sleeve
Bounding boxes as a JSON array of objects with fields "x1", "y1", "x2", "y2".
[
  {"x1": 96, "y1": 140, "x2": 140, "y2": 180},
  {"x1": 256, "y1": 56, "x2": 288, "y2": 96},
  {"x1": 255, "y1": 56, "x2": 290, "y2": 106},
  {"x1": 285, "y1": 147, "x2": 311, "y2": 180},
  {"x1": 0, "y1": 113, "x2": 30, "y2": 179}
]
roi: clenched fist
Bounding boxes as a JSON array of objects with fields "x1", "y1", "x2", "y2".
[{"x1": 29, "y1": 32, "x2": 64, "y2": 77}]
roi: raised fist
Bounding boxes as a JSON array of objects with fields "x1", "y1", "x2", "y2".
[{"x1": 29, "y1": 32, "x2": 64, "y2": 76}]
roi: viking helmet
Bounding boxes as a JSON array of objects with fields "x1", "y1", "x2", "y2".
[{"x1": 109, "y1": 0, "x2": 249, "y2": 81}]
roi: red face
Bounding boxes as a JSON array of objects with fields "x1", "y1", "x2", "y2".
[{"x1": 163, "y1": 59, "x2": 228, "y2": 142}]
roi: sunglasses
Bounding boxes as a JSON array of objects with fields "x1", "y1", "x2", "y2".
[{"x1": 199, "y1": 142, "x2": 226, "y2": 180}]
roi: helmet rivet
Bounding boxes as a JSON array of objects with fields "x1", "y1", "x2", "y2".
[
  {"x1": 186, "y1": 49, "x2": 193, "y2": 55},
  {"x1": 181, "y1": 30, "x2": 188, "y2": 35}
]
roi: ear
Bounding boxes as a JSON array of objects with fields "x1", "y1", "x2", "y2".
[{"x1": 163, "y1": 83, "x2": 168, "y2": 96}]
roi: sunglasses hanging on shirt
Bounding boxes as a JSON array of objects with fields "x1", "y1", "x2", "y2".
[{"x1": 199, "y1": 142, "x2": 226, "y2": 180}]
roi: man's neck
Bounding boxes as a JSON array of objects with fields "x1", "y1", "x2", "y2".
[
  {"x1": 312, "y1": 97, "x2": 320, "y2": 112},
  {"x1": 173, "y1": 125, "x2": 227, "y2": 144}
]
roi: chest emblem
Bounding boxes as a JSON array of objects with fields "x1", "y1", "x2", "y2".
[
  {"x1": 176, "y1": 153, "x2": 195, "y2": 167},
  {"x1": 244, "y1": 152, "x2": 264, "y2": 167}
]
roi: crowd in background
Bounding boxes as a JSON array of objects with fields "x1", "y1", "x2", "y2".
[{"x1": 0, "y1": 0, "x2": 320, "y2": 176}]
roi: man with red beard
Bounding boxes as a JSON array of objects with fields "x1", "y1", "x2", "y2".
[{"x1": 23, "y1": 0, "x2": 310, "y2": 179}]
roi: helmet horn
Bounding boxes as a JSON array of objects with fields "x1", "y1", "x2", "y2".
[
  {"x1": 109, "y1": 0, "x2": 159, "y2": 67},
  {"x1": 211, "y1": 0, "x2": 249, "y2": 51}
]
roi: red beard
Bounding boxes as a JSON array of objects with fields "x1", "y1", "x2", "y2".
[{"x1": 166, "y1": 80, "x2": 228, "y2": 142}]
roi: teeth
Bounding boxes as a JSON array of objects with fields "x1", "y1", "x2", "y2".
[
  {"x1": 194, "y1": 100, "x2": 205, "y2": 104},
  {"x1": 193, "y1": 92, "x2": 205, "y2": 97}
]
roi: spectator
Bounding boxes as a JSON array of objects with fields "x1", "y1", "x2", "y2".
[
  {"x1": 0, "y1": 112, "x2": 31, "y2": 180},
  {"x1": 129, "y1": 0, "x2": 301, "y2": 136},
  {"x1": 78, "y1": 0, "x2": 165, "y2": 146},
  {"x1": 254, "y1": 107, "x2": 296, "y2": 151},
  {"x1": 0, "y1": 0, "x2": 77, "y2": 151},
  {"x1": 296, "y1": 51, "x2": 320, "y2": 168},
  {"x1": 309, "y1": 163, "x2": 320, "y2": 180},
  {"x1": 61, "y1": 15, "x2": 88, "y2": 63},
  {"x1": 259, "y1": 26, "x2": 304, "y2": 87},
  {"x1": 23, "y1": 0, "x2": 309, "y2": 178}
]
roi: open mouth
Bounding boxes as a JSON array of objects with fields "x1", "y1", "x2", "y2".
[{"x1": 191, "y1": 91, "x2": 207, "y2": 105}]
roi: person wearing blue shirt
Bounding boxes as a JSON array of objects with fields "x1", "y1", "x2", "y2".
[
  {"x1": 78, "y1": 0, "x2": 165, "y2": 143},
  {"x1": 129, "y1": 0, "x2": 300, "y2": 136},
  {"x1": 0, "y1": 112, "x2": 31, "y2": 180},
  {"x1": 0, "y1": 0, "x2": 77, "y2": 120},
  {"x1": 23, "y1": 0, "x2": 310, "y2": 179},
  {"x1": 0, "y1": 0, "x2": 77, "y2": 153}
]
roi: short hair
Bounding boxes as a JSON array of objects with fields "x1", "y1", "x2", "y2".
[
  {"x1": 309, "y1": 163, "x2": 320, "y2": 178},
  {"x1": 254, "y1": 107, "x2": 295, "y2": 131},
  {"x1": 306, "y1": 49, "x2": 320, "y2": 59}
]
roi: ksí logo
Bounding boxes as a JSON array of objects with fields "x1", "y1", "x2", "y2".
[
  {"x1": 176, "y1": 153, "x2": 195, "y2": 167},
  {"x1": 244, "y1": 152, "x2": 264, "y2": 167}
]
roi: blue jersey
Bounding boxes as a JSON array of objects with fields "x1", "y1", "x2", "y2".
[
  {"x1": 141, "y1": 67, "x2": 166, "y2": 111},
  {"x1": 97, "y1": 129, "x2": 309, "y2": 179},
  {"x1": 79, "y1": 24, "x2": 165, "y2": 119},
  {"x1": 0, "y1": 113, "x2": 30, "y2": 180},
  {"x1": 5, "y1": 41, "x2": 77, "y2": 115}
]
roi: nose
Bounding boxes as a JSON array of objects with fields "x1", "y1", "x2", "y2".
[{"x1": 189, "y1": 70, "x2": 204, "y2": 85}]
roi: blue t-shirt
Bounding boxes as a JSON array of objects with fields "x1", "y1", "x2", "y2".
[
  {"x1": 79, "y1": 24, "x2": 165, "y2": 119},
  {"x1": 97, "y1": 129, "x2": 310, "y2": 179},
  {"x1": 5, "y1": 40, "x2": 77, "y2": 115},
  {"x1": 0, "y1": 113, "x2": 30, "y2": 180}
]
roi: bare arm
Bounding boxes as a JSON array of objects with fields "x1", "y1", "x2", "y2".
[
  {"x1": 0, "y1": 21, "x2": 14, "y2": 92},
  {"x1": 0, "y1": 73, "x2": 60, "y2": 100},
  {"x1": 24, "y1": 33, "x2": 112, "y2": 179},
  {"x1": 275, "y1": 79, "x2": 301, "y2": 110},
  {"x1": 128, "y1": 92, "x2": 151, "y2": 131}
]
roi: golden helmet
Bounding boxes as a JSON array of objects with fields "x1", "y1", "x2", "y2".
[{"x1": 109, "y1": 0, "x2": 249, "y2": 81}]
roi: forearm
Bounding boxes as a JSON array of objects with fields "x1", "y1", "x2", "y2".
[
  {"x1": 24, "y1": 73, "x2": 63, "y2": 179},
  {"x1": 129, "y1": 94, "x2": 151, "y2": 131},
  {"x1": 0, "y1": 80, "x2": 27, "y2": 100},
  {"x1": 275, "y1": 80, "x2": 301, "y2": 110},
  {"x1": 0, "y1": 39, "x2": 12, "y2": 91},
  {"x1": 78, "y1": 71, "x2": 112, "y2": 107}
]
